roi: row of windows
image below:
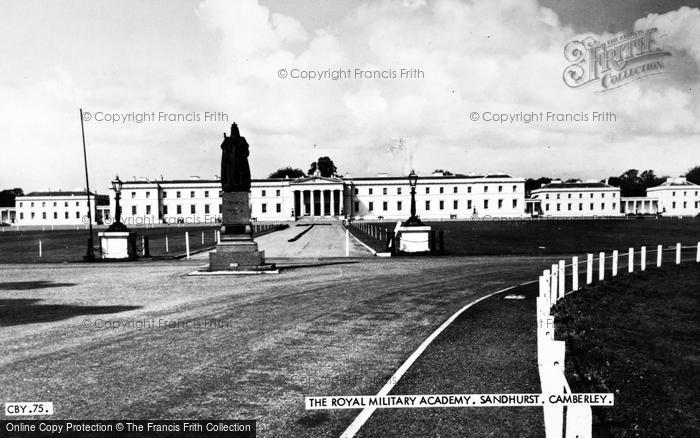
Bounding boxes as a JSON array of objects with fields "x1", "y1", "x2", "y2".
[
  {"x1": 669, "y1": 201, "x2": 700, "y2": 209},
  {"x1": 129, "y1": 189, "x2": 286, "y2": 199},
  {"x1": 357, "y1": 199, "x2": 519, "y2": 212},
  {"x1": 544, "y1": 192, "x2": 616, "y2": 200},
  {"x1": 20, "y1": 211, "x2": 82, "y2": 220},
  {"x1": 669, "y1": 191, "x2": 699, "y2": 197},
  {"x1": 132, "y1": 204, "x2": 223, "y2": 215},
  {"x1": 19, "y1": 201, "x2": 82, "y2": 208},
  {"x1": 544, "y1": 203, "x2": 616, "y2": 211},
  {"x1": 355, "y1": 185, "x2": 519, "y2": 196}
]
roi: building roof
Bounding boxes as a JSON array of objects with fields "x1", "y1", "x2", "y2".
[
  {"x1": 23, "y1": 191, "x2": 99, "y2": 197},
  {"x1": 534, "y1": 181, "x2": 615, "y2": 190},
  {"x1": 647, "y1": 177, "x2": 698, "y2": 189}
]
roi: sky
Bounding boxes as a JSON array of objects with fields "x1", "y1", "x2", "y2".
[{"x1": 1, "y1": 0, "x2": 699, "y2": 193}]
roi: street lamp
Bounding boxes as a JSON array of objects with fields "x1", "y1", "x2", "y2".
[
  {"x1": 107, "y1": 175, "x2": 128, "y2": 232},
  {"x1": 404, "y1": 169, "x2": 424, "y2": 226}
]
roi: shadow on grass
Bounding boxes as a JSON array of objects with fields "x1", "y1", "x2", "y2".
[
  {"x1": 0, "y1": 299, "x2": 141, "y2": 326},
  {"x1": 0, "y1": 280, "x2": 78, "y2": 290}
]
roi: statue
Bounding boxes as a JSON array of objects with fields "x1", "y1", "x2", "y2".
[{"x1": 220, "y1": 123, "x2": 251, "y2": 192}]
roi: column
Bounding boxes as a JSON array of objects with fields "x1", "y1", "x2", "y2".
[
  {"x1": 312, "y1": 190, "x2": 317, "y2": 216},
  {"x1": 331, "y1": 190, "x2": 337, "y2": 217},
  {"x1": 321, "y1": 190, "x2": 326, "y2": 216},
  {"x1": 302, "y1": 190, "x2": 308, "y2": 216}
]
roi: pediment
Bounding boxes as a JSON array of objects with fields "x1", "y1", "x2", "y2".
[{"x1": 291, "y1": 176, "x2": 344, "y2": 185}]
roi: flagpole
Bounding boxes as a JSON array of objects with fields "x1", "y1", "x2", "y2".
[{"x1": 80, "y1": 108, "x2": 95, "y2": 261}]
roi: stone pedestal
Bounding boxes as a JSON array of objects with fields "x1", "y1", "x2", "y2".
[
  {"x1": 208, "y1": 191, "x2": 276, "y2": 272},
  {"x1": 98, "y1": 231, "x2": 137, "y2": 260},
  {"x1": 396, "y1": 225, "x2": 431, "y2": 253}
]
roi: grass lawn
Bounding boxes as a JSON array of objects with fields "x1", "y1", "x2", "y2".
[
  {"x1": 552, "y1": 264, "x2": 700, "y2": 437},
  {"x1": 351, "y1": 218, "x2": 700, "y2": 255},
  {"x1": 0, "y1": 224, "x2": 284, "y2": 263}
]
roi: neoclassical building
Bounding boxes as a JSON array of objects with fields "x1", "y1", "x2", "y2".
[
  {"x1": 530, "y1": 181, "x2": 624, "y2": 217},
  {"x1": 15, "y1": 191, "x2": 110, "y2": 226},
  {"x1": 109, "y1": 172, "x2": 527, "y2": 225}
]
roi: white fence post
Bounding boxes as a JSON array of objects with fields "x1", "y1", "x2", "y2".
[
  {"x1": 543, "y1": 269, "x2": 551, "y2": 306},
  {"x1": 550, "y1": 264, "x2": 558, "y2": 304},
  {"x1": 676, "y1": 242, "x2": 681, "y2": 264},
  {"x1": 572, "y1": 256, "x2": 579, "y2": 291},
  {"x1": 558, "y1": 260, "x2": 565, "y2": 299},
  {"x1": 697, "y1": 242, "x2": 700, "y2": 263},
  {"x1": 612, "y1": 250, "x2": 618, "y2": 277},
  {"x1": 640, "y1": 246, "x2": 646, "y2": 271},
  {"x1": 598, "y1": 252, "x2": 605, "y2": 281},
  {"x1": 628, "y1": 248, "x2": 634, "y2": 273},
  {"x1": 39, "y1": 240, "x2": 42, "y2": 257},
  {"x1": 141, "y1": 236, "x2": 146, "y2": 256},
  {"x1": 201, "y1": 231, "x2": 204, "y2": 245},
  {"x1": 586, "y1": 254, "x2": 593, "y2": 285},
  {"x1": 657, "y1": 244, "x2": 663, "y2": 267},
  {"x1": 165, "y1": 235, "x2": 169, "y2": 253},
  {"x1": 185, "y1": 232, "x2": 190, "y2": 260}
]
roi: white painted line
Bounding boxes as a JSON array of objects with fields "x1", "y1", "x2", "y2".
[{"x1": 340, "y1": 279, "x2": 538, "y2": 438}]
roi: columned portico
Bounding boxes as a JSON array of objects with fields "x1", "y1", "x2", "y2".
[{"x1": 290, "y1": 176, "x2": 344, "y2": 219}]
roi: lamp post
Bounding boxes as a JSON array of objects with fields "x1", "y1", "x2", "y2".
[
  {"x1": 403, "y1": 169, "x2": 424, "y2": 226},
  {"x1": 107, "y1": 175, "x2": 128, "y2": 232}
]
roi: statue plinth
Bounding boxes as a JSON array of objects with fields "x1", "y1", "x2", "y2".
[{"x1": 208, "y1": 191, "x2": 275, "y2": 272}]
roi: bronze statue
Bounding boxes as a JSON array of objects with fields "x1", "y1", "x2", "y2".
[{"x1": 220, "y1": 123, "x2": 251, "y2": 192}]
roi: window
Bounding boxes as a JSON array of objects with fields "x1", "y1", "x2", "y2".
[
  {"x1": 467, "y1": 200, "x2": 472, "y2": 209},
  {"x1": 590, "y1": 193, "x2": 594, "y2": 198},
  {"x1": 205, "y1": 205, "x2": 210, "y2": 214},
  {"x1": 579, "y1": 203, "x2": 583, "y2": 211},
  {"x1": 131, "y1": 192, "x2": 136, "y2": 199},
  {"x1": 191, "y1": 205, "x2": 196, "y2": 214},
  {"x1": 262, "y1": 204, "x2": 267, "y2": 213},
  {"x1": 218, "y1": 205, "x2": 221, "y2": 213},
  {"x1": 579, "y1": 194, "x2": 583, "y2": 198},
  {"x1": 397, "y1": 201, "x2": 402, "y2": 211},
  {"x1": 163, "y1": 205, "x2": 168, "y2": 215},
  {"x1": 567, "y1": 203, "x2": 571, "y2": 211},
  {"x1": 42, "y1": 212, "x2": 46, "y2": 219},
  {"x1": 567, "y1": 194, "x2": 571, "y2": 199},
  {"x1": 276, "y1": 190, "x2": 281, "y2": 197},
  {"x1": 31, "y1": 212, "x2": 35, "y2": 219},
  {"x1": 53, "y1": 212, "x2": 57, "y2": 219},
  {"x1": 76, "y1": 201, "x2": 79, "y2": 207},
  {"x1": 484, "y1": 186, "x2": 488, "y2": 193},
  {"x1": 397, "y1": 187, "x2": 402, "y2": 195},
  {"x1": 163, "y1": 191, "x2": 168, "y2": 198},
  {"x1": 146, "y1": 205, "x2": 151, "y2": 215},
  {"x1": 672, "y1": 202, "x2": 676, "y2": 208},
  {"x1": 602, "y1": 193, "x2": 605, "y2": 198},
  {"x1": 425, "y1": 187, "x2": 430, "y2": 194},
  {"x1": 454, "y1": 200, "x2": 459, "y2": 209},
  {"x1": 190, "y1": 191, "x2": 195, "y2": 198},
  {"x1": 176, "y1": 191, "x2": 181, "y2": 198},
  {"x1": 131, "y1": 206, "x2": 137, "y2": 215},
  {"x1": 20, "y1": 213, "x2": 23, "y2": 219},
  {"x1": 439, "y1": 200, "x2": 444, "y2": 210},
  {"x1": 483, "y1": 199, "x2": 489, "y2": 209},
  {"x1": 383, "y1": 188, "x2": 387, "y2": 195},
  {"x1": 369, "y1": 201, "x2": 374, "y2": 211},
  {"x1": 556, "y1": 203, "x2": 560, "y2": 211},
  {"x1": 205, "y1": 191, "x2": 209, "y2": 198},
  {"x1": 467, "y1": 187, "x2": 472, "y2": 193},
  {"x1": 545, "y1": 204, "x2": 550, "y2": 211},
  {"x1": 612, "y1": 193, "x2": 616, "y2": 198},
  {"x1": 31, "y1": 202, "x2": 34, "y2": 207},
  {"x1": 613, "y1": 203, "x2": 617, "y2": 210},
  {"x1": 19, "y1": 202, "x2": 23, "y2": 207},
  {"x1": 498, "y1": 199, "x2": 503, "y2": 209},
  {"x1": 262, "y1": 190, "x2": 266, "y2": 197},
  {"x1": 354, "y1": 188, "x2": 359, "y2": 195},
  {"x1": 512, "y1": 185, "x2": 517, "y2": 192},
  {"x1": 369, "y1": 188, "x2": 373, "y2": 195},
  {"x1": 75, "y1": 212, "x2": 80, "y2": 219},
  {"x1": 453, "y1": 186, "x2": 458, "y2": 193},
  {"x1": 512, "y1": 199, "x2": 518, "y2": 208},
  {"x1": 590, "y1": 203, "x2": 593, "y2": 210},
  {"x1": 64, "y1": 212, "x2": 68, "y2": 219},
  {"x1": 498, "y1": 185, "x2": 503, "y2": 192},
  {"x1": 176, "y1": 205, "x2": 182, "y2": 214},
  {"x1": 683, "y1": 201, "x2": 687, "y2": 208},
  {"x1": 53, "y1": 202, "x2": 56, "y2": 207},
  {"x1": 425, "y1": 200, "x2": 431, "y2": 210},
  {"x1": 439, "y1": 187, "x2": 444, "y2": 194},
  {"x1": 146, "y1": 192, "x2": 151, "y2": 198},
  {"x1": 556, "y1": 194, "x2": 560, "y2": 199},
  {"x1": 354, "y1": 201, "x2": 360, "y2": 211},
  {"x1": 276, "y1": 203, "x2": 281, "y2": 213},
  {"x1": 601, "y1": 203, "x2": 605, "y2": 209},
  {"x1": 42, "y1": 201, "x2": 46, "y2": 207},
  {"x1": 383, "y1": 201, "x2": 388, "y2": 211}
]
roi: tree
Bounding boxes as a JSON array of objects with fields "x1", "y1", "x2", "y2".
[
  {"x1": 640, "y1": 169, "x2": 666, "y2": 188},
  {"x1": 525, "y1": 177, "x2": 552, "y2": 196},
  {"x1": 268, "y1": 167, "x2": 305, "y2": 179},
  {"x1": 433, "y1": 169, "x2": 454, "y2": 176},
  {"x1": 0, "y1": 188, "x2": 23, "y2": 207},
  {"x1": 308, "y1": 156, "x2": 338, "y2": 177},
  {"x1": 685, "y1": 165, "x2": 700, "y2": 185}
]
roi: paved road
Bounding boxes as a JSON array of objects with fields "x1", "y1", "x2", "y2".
[{"x1": 0, "y1": 255, "x2": 560, "y2": 437}]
